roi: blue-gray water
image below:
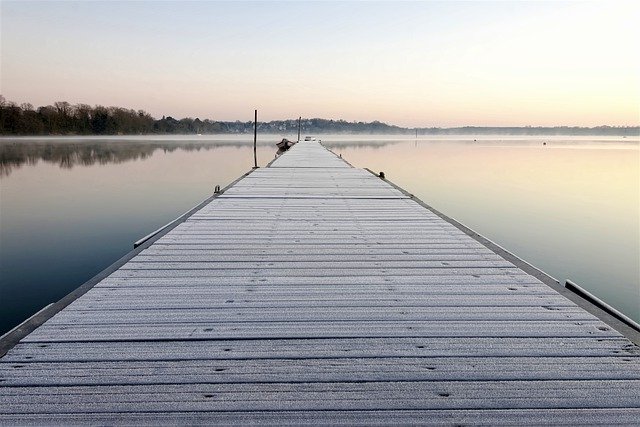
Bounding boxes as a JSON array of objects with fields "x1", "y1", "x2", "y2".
[{"x1": 0, "y1": 135, "x2": 638, "y2": 335}]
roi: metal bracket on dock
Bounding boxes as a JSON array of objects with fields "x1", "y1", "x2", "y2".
[
  {"x1": 565, "y1": 279, "x2": 640, "y2": 332},
  {"x1": 133, "y1": 200, "x2": 209, "y2": 249}
]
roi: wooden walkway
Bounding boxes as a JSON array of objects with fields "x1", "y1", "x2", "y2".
[{"x1": 1, "y1": 141, "x2": 639, "y2": 425}]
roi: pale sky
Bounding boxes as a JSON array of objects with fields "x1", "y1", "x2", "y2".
[{"x1": 1, "y1": 0, "x2": 639, "y2": 127}]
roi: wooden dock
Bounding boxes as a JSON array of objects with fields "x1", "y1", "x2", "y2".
[{"x1": 1, "y1": 141, "x2": 639, "y2": 425}]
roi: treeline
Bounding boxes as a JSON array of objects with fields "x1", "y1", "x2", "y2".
[
  {"x1": 0, "y1": 97, "x2": 405, "y2": 135},
  {"x1": 1, "y1": 96, "x2": 638, "y2": 136},
  {"x1": 261, "y1": 118, "x2": 405, "y2": 134},
  {"x1": 0, "y1": 97, "x2": 210, "y2": 135}
]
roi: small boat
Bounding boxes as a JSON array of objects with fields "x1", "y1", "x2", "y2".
[{"x1": 304, "y1": 136, "x2": 312, "y2": 141}]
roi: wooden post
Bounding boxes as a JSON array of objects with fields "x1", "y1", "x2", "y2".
[
  {"x1": 297, "y1": 116, "x2": 301, "y2": 142},
  {"x1": 253, "y1": 109, "x2": 258, "y2": 168}
]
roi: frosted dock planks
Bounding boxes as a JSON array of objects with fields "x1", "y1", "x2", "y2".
[{"x1": 1, "y1": 140, "x2": 638, "y2": 425}]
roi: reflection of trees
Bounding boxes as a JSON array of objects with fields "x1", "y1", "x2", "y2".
[
  {"x1": 0, "y1": 139, "x2": 401, "y2": 177},
  {"x1": 0, "y1": 141, "x2": 238, "y2": 177}
]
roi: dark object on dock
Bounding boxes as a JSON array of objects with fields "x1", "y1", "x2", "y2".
[
  {"x1": 276, "y1": 138, "x2": 296, "y2": 150},
  {"x1": 276, "y1": 138, "x2": 297, "y2": 157},
  {"x1": 276, "y1": 138, "x2": 297, "y2": 158},
  {"x1": 378, "y1": 171, "x2": 385, "y2": 179}
]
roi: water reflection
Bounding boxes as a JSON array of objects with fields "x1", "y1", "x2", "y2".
[
  {"x1": 0, "y1": 137, "x2": 406, "y2": 177},
  {"x1": 0, "y1": 140, "x2": 254, "y2": 177}
]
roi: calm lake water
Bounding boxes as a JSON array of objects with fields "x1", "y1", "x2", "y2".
[{"x1": 0, "y1": 135, "x2": 638, "y2": 334}]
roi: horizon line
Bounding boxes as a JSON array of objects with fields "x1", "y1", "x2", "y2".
[{"x1": 1, "y1": 97, "x2": 639, "y2": 130}]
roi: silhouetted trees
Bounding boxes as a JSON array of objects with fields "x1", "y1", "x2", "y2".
[
  {"x1": 0, "y1": 96, "x2": 156, "y2": 135},
  {"x1": 1, "y1": 96, "x2": 638, "y2": 136}
]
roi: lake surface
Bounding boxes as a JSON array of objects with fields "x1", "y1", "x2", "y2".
[{"x1": 0, "y1": 134, "x2": 638, "y2": 334}]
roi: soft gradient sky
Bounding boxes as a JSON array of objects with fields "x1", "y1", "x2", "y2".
[{"x1": 1, "y1": 1, "x2": 639, "y2": 127}]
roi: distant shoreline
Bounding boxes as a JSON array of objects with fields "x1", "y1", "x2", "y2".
[
  {"x1": 2, "y1": 127, "x2": 638, "y2": 137},
  {"x1": 1, "y1": 130, "x2": 639, "y2": 138},
  {"x1": 1, "y1": 130, "x2": 640, "y2": 139},
  {"x1": 1, "y1": 98, "x2": 638, "y2": 137}
]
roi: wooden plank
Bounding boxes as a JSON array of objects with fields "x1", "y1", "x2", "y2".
[
  {"x1": 151, "y1": 241, "x2": 485, "y2": 247},
  {"x1": 2, "y1": 381, "x2": 640, "y2": 413},
  {"x1": 137, "y1": 249, "x2": 497, "y2": 257},
  {"x1": 63, "y1": 295, "x2": 575, "y2": 310},
  {"x1": 141, "y1": 244, "x2": 490, "y2": 251},
  {"x1": 94, "y1": 274, "x2": 543, "y2": 286},
  {"x1": 161, "y1": 227, "x2": 466, "y2": 232},
  {"x1": 5, "y1": 338, "x2": 637, "y2": 363},
  {"x1": 2, "y1": 409, "x2": 640, "y2": 426},
  {"x1": 106, "y1": 267, "x2": 528, "y2": 278},
  {"x1": 45, "y1": 306, "x2": 591, "y2": 325},
  {"x1": 80, "y1": 283, "x2": 558, "y2": 295},
  {"x1": 83, "y1": 283, "x2": 556, "y2": 295},
  {"x1": 154, "y1": 238, "x2": 480, "y2": 244},
  {"x1": 118, "y1": 261, "x2": 516, "y2": 270},
  {"x1": 2, "y1": 357, "x2": 639, "y2": 387},
  {"x1": 93, "y1": 276, "x2": 544, "y2": 290},
  {"x1": 21, "y1": 320, "x2": 618, "y2": 342}
]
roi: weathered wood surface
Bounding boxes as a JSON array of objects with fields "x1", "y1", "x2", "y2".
[{"x1": 1, "y1": 141, "x2": 638, "y2": 425}]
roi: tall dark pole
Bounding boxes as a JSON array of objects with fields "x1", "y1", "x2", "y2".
[
  {"x1": 297, "y1": 116, "x2": 301, "y2": 142},
  {"x1": 253, "y1": 109, "x2": 258, "y2": 168}
]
